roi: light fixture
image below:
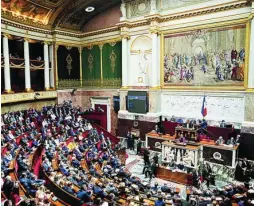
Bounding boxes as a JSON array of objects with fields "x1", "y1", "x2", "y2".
[{"x1": 85, "y1": 6, "x2": 95, "y2": 12}]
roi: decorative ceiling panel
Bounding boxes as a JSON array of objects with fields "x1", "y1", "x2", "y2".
[{"x1": 1, "y1": 0, "x2": 121, "y2": 31}]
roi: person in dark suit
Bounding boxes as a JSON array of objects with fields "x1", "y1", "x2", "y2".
[
  {"x1": 136, "y1": 138, "x2": 142, "y2": 155},
  {"x1": 184, "y1": 119, "x2": 193, "y2": 129},
  {"x1": 126, "y1": 131, "x2": 132, "y2": 149},
  {"x1": 155, "y1": 124, "x2": 160, "y2": 134},
  {"x1": 144, "y1": 149, "x2": 150, "y2": 166}
]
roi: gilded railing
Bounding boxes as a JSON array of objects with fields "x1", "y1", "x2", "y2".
[
  {"x1": 57, "y1": 79, "x2": 81, "y2": 89},
  {"x1": 57, "y1": 78, "x2": 122, "y2": 89},
  {"x1": 82, "y1": 78, "x2": 122, "y2": 88}
]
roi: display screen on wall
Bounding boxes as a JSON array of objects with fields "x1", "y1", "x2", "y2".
[{"x1": 127, "y1": 91, "x2": 148, "y2": 114}]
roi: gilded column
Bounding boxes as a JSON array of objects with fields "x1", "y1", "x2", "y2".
[
  {"x1": 24, "y1": 38, "x2": 32, "y2": 92},
  {"x1": 79, "y1": 46, "x2": 83, "y2": 87},
  {"x1": 43, "y1": 42, "x2": 50, "y2": 90},
  {"x1": 121, "y1": 35, "x2": 129, "y2": 88},
  {"x1": 49, "y1": 44, "x2": 55, "y2": 89},
  {"x1": 3, "y1": 34, "x2": 13, "y2": 93},
  {"x1": 248, "y1": 16, "x2": 254, "y2": 88}
]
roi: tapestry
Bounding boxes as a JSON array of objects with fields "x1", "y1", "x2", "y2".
[{"x1": 163, "y1": 26, "x2": 246, "y2": 86}]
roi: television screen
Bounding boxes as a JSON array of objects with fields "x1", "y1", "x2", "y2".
[
  {"x1": 113, "y1": 96, "x2": 120, "y2": 113},
  {"x1": 127, "y1": 91, "x2": 148, "y2": 114}
]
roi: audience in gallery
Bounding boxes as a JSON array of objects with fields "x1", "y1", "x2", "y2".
[{"x1": 1, "y1": 102, "x2": 254, "y2": 206}]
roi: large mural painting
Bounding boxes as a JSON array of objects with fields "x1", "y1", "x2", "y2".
[{"x1": 163, "y1": 25, "x2": 246, "y2": 86}]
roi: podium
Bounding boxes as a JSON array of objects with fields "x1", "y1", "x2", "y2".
[{"x1": 175, "y1": 126, "x2": 197, "y2": 141}]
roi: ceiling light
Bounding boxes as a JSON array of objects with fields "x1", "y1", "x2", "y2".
[{"x1": 85, "y1": 7, "x2": 95, "y2": 12}]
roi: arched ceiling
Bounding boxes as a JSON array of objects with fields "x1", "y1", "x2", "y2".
[{"x1": 1, "y1": 0, "x2": 121, "y2": 31}]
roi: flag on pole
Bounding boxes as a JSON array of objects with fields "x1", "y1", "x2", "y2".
[{"x1": 201, "y1": 96, "x2": 207, "y2": 117}]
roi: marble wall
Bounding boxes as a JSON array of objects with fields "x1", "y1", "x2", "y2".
[
  {"x1": 244, "y1": 93, "x2": 254, "y2": 123},
  {"x1": 57, "y1": 89, "x2": 119, "y2": 135},
  {"x1": 161, "y1": 91, "x2": 245, "y2": 127}
]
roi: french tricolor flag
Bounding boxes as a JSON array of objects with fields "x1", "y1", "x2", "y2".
[{"x1": 201, "y1": 96, "x2": 207, "y2": 117}]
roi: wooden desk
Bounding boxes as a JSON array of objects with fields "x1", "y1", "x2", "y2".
[
  {"x1": 156, "y1": 167, "x2": 188, "y2": 185},
  {"x1": 146, "y1": 132, "x2": 175, "y2": 152},
  {"x1": 175, "y1": 127, "x2": 197, "y2": 140},
  {"x1": 201, "y1": 141, "x2": 239, "y2": 167}
]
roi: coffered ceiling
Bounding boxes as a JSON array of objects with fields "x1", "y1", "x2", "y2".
[{"x1": 1, "y1": 0, "x2": 121, "y2": 31}]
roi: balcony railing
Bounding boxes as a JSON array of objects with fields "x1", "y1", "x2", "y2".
[
  {"x1": 57, "y1": 78, "x2": 122, "y2": 89},
  {"x1": 1, "y1": 57, "x2": 51, "y2": 69}
]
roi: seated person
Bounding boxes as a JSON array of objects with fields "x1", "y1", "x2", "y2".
[
  {"x1": 161, "y1": 183, "x2": 171, "y2": 193},
  {"x1": 220, "y1": 120, "x2": 227, "y2": 128},
  {"x1": 63, "y1": 182, "x2": 76, "y2": 195},
  {"x1": 170, "y1": 116, "x2": 176, "y2": 122},
  {"x1": 215, "y1": 136, "x2": 225, "y2": 145},
  {"x1": 178, "y1": 133, "x2": 186, "y2": 144},
  {"x1": 227, "y1": 137, "x2": 236, "y2": 146},
  {"x1": 235, "y1": 134, "x2": 241, "y2": 145},
  {"x1": 154, "y1": 125, "x2": 161, "y2": 134},
  {"x1": 200, "y1": 119, "x2": 208, "y2": 129},
  {"x1": 184, "y1": 119, "x2": 193, "y2": 129}
]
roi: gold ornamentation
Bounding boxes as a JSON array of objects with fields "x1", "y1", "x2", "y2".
[
  {"x1": 109, "y1": 42, "x2": 116, "y2": 47},
  {"x1": 25, "y1": 88, "x2": 34, "y2": 92},
  {"x1": 88, "y1": 53, "x2": 94, "y2": 74},
  {"x1": 1, "y1": 91, "x2": 57, "y2": 104},
  {"x1": 10, "y1": 61, "x2": 25, "y2": 67},
  {"x1": 82, "y1": 78, "x2": 122, "y2": 88},
  {"x1": 66, "y1": 54, "x2": 73, "y2": 76},
  {"x1": 138, "y1": 77, "x2": 143, "y2": 83},
  {"x1": 110, "y1": 50, "x2": 117, "y2": 73},
  {"x1": 58, "y1": 79, "x2": 81, "y2": 89},
  {"x1": 66, "y1": 46, "x2": 72, "y2": 50},
  {"x1": 3, "y1": 89, "x2": 14, "y2": 94},
  {"x1": 84, "y1": 37, "x2": 122, "y2": 48}
]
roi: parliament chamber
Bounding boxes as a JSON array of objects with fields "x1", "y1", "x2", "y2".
[{"x1": 1, "y1": 0, "x2": 254, "y2": 206}]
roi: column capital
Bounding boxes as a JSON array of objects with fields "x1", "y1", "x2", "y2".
[
  {"x1": 78, "y1": 46, "x2": 83, "y2": 54},
  {"x1": 149, "y1": 28, "x2": 161, "y2": 35},
  {"x1": 2, "y1": 33, "x2": 12, "y2": 39},
  {"x1": 55, "y1": 44, "x2": 59, "y2": 51},
  {"x1": 42, "y1": 41, "x2": 51, "y2": 45},
  {"x1": 98, "y1": 44, "x2": 104, "y2": 50},
  {"x1": 23, "y1": 37, "x2": 32, "y2": 42},
  {"x1": 121, "y1": 34, "x2": 130, "y2": 40}
]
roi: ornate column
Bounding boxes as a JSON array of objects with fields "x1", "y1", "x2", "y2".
[
  {"x1": 3, "y1": 34, "x2": 13, "y2": 93},
  {"x1": 79, "y1": 46, "x2": 83, "y2": 87},
  {"x1": 55, "y1": 44, "x2": 59, "y2": 89},
  {"x1": 248, "y1": 15, "x2": 254, "y2": 88},
  {"x1": 99, "y1": 44, "x2": 104, "y2": 86},
  {"x1": 49, "y1": 44, "x2": 55, "y2": 89},
  {"x1": 24, "y1": 39, "x2": 32, "y2": 92},
  {"x1": 43, "y1": 42, "x2": 50, "y2": 90},
  {"x1": 150, "y1": 29, "x2": 159, "y2": 87},
  {"x1": 121, "y1": 35, "x2": 129, "y2": 88}
]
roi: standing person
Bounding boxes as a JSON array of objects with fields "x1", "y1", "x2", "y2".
[
  {"x1": 136, "y1": 138, "x2": 142, "y2": 155},
  {"x1": 144, "y1": 149, "x2": 150, "y2": 166},
  {"x1": 126, "y1": 131, "x2": 131, "y2": 149},
  {"x1": 130, "y1": 134, "x2": 135, "y2": 151}
]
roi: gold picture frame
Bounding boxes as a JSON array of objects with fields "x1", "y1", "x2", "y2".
[{"x1": 160, "y1": 18, "x2": 251, "y2": 91}]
